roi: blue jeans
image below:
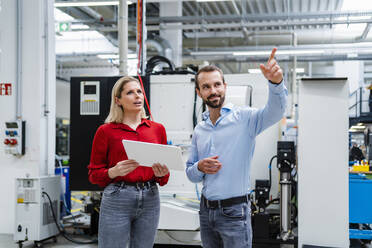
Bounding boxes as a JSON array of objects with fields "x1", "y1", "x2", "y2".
[
  {"x1": 98, "y1": 183, "x2": 160, "y2": 248},
  {"x1": 199, "y1": 199, "x2": 252, "y2": 248}
]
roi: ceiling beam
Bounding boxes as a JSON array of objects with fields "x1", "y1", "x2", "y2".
[
  {"x1": 78, "y1": 6, "x2": 103, "y2": 20},
  {"x1": 356, "y1": 23, "x2": 372, "y2": 42},
  {"x1": 256, "y1": 0, "x2": 264, "y2": 13},
  {"x1": 65, "y1": 15, "x2": 372, "y2": 32},
  {"x1": 210, "y1": 2, "x2": 223, "y2": 16},
  {"x1": 143, "y1": 11, "x2": 372, "y2": 24},
  {"x1": 230, "y1": 0, "x2": 240, "y2": 15},
  {"x1": 183, "y1": 2, "x2": 194, "y2": 17},
  {"x1": 247, "y1": 0, "x2": 255, "y2": 13}
]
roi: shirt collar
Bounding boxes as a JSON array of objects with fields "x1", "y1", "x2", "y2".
[
  {"x1": 111, "y1": 118, "x2": 151, "y2": 130},
  {"x1": 202, "y1": 103, "x2": 234, "y2": 121}
]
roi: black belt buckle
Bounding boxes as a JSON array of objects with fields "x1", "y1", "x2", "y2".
[
  {"x1": 204, "y1": 197, "x2": 218, "y2": 209},
  {"x1": 136, "y1": 182, "x2": 145, "y2": 190}
]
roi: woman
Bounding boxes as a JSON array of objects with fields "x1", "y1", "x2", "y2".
[{"x1": 88, "y1": 76, "x2": 170, "y2": 248}]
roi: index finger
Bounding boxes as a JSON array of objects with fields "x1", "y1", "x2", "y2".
[{"x1": 267, "y1": 47, "x2": 277, "y2": 64}]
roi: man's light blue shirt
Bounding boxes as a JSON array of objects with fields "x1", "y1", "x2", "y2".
[{"x1": 186, "y1": 81, "x2": 288, "y2": 200}]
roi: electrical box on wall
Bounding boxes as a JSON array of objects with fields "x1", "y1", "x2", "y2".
[
  {"x1": 4, "y1": 120, "x2": 25, "y2": 155},
  {"x1": 80, "y1": 81, "x2": 100, "y2": 115}
]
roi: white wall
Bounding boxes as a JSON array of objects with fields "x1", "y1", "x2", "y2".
[
  {"x1": 0, "y1": 0, "x2": 55, "y2": 234},
  {"x1": 56, "y1": 79, "x2": 70, "y2": 118},
  {"x1": 298, "y1": 78, "x2": 349, "y2": 247},
  {"x1": 57, "y1": 66, "x2": 119, "y2": 81},
  {"x1": 334, "y1": 61, "x2": 363, "y2": 93}
]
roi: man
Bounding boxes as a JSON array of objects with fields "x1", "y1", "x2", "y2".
[
  {"x1": 350, "y1": 142, "x2": 365, "y2": 161},
  {"x1": 186, "y1": 48, "x2": 287, "y2": 248}
]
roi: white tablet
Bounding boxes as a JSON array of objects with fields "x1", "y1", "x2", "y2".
[{"x1": 122, "y1": 140, "x2": 185, "y2": 171}]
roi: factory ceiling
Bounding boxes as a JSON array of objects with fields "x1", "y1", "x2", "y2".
[{"x1": 54, "y1": 0, "x2": 372, "y2": 71}]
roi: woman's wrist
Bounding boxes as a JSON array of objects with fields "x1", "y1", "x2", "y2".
[{"x1": 108, "y1": 168, "x2": 116, "y2": 179}]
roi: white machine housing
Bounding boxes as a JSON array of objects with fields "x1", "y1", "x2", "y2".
[{"x1": 14, "y1": 176, "x2": 60, "y2": 242}]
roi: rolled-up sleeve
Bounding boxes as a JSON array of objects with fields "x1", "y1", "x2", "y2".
[
  {"x1": 186, "y1": 133, "x2": 204, "y2": 183},
  {"x1": 87, "y1": 126, "x2": 112, "y2": 187}
]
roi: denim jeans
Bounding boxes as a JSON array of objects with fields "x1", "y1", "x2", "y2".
[
  {"x1": 199, "y1": 199, "x2": 252, "y2": 248},
  {"x1": 98, "y1": 183, "x2": 160, "y2": 248}
]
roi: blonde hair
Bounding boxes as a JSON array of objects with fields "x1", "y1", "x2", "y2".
[{"x1": 105, "y1": 76, "x2": 147, "y2": 123}]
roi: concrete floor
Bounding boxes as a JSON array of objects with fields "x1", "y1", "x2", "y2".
[
  {"x1": 0, "y1": 234, "x2": 98, "y2": 248},
  {"x1": 3, "y1": 234, "x2": 372, "y2": 248},
  {"x1": 0, "y1": 234, "x2": 201, "y2": 248}
]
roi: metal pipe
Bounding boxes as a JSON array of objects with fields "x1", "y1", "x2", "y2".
[
  {"x1": 63, "y1": 10, "x2": 372, "y2": 25},
  {"x1": 280, "y1": 172, "x2": 292, "y2": 239},
  {"x1": 55, "y1": 36, "x2": 171, "y2": 60},
  {"x1": 43, "y1": 0, "x2": 49, "y2": 118},
  {"x1": 119, "y1": 0, "x2": 128, "y2": 75},
  {"x1": 16, "y1": 0, "x2": 23, "y2": 119},
  {"x1": 356, "y1": 23, "x2": 372, "y2": 42},
  {"x1": 43, "y1": 0, "x2": 50, "y2": 173},
  {"x1": 142, "y1": 0, "x2": 147, "y2": 75},
  {"x1": 292, "y1": 32, "x2": 297, "y2": 123},
  {"x1": 137, "y1": 0, "x2": 147, "y2": 75},
  {"x1": 146, "y1": 18, "x2": 372, "y2": 31},
  {"x1": 78, "y1": 6, "x2": 102, "y2": 20}
]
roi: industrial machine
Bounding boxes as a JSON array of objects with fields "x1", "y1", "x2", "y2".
[
  {"x1": 349, "y1": 173, "x2": 372, "y2": 243},
  {"x1": 252, "y1": 141, "x2": 298, "y2": 247},
  {"x1": 70, "y1": 76, "x2": 121, "y2": 191},
  {"x1": 14, "y1": 176, "x2": 60, "y2": 248}
]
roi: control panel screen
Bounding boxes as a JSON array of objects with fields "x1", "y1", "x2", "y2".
[
  {"x1": 6, "y1": 122, "x2": 18, "y2": 128},
  {"x1": 84, "y1": 85, "x2": 96, "y2": 95}
]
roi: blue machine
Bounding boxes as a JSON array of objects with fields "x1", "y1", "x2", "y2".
[
  {"x1": 55, "y1": 166, "x2": 71, "y2": 215},
  {"x1": 349, "y1": 173, "x2": 372, "y2": 240}
]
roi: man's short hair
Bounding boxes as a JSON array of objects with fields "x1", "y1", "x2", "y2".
[{"x1": 195, "y1": 65, "x2": 225, "y2": 90}]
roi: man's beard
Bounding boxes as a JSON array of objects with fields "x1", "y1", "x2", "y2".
[{"x1": 204, "y1": 94, "x2": 225, "y2": 109}]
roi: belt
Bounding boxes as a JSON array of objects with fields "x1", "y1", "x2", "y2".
[
  {"x1": 201, "y1": 194, "x2": 250, "y2": 209},
  {"x1": 114, "y1": 180, "x2": 156, "y2": 190}
]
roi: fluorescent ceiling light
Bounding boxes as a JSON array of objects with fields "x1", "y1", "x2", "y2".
[
  {"x1": 342, "y1": 0, "x2": 372, "y2": 11},
  {"x1": 357, "y1": 49, "x2": 372, "y2": 54},
  {"x1": 289, "y1": 68, "x2": 305, "y2": 73},
  {"x1": 347, "y1": 53, "x2": 358, "y2": 58},
  {"x1": 97, "y1": 54, "x2": 137, "y2": 59},
  {"x1": 54, "y1": 1, "x2": 132, "y2": 7},
  {"x1": 233, "y1": 49, "x2": 325, "y2": 56},
  {"x1": 98, "y1": 54, "x2": 119, "y2": 59},
  {"x1": 71, "y1": 24, "x2": 90, "y2": 30},
  {"x1": 248, "y1": 68, "x2": 304, "y2": 74},
  {"x1": 248, "y1": 69, "x2": 261, "y2": 74}
]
